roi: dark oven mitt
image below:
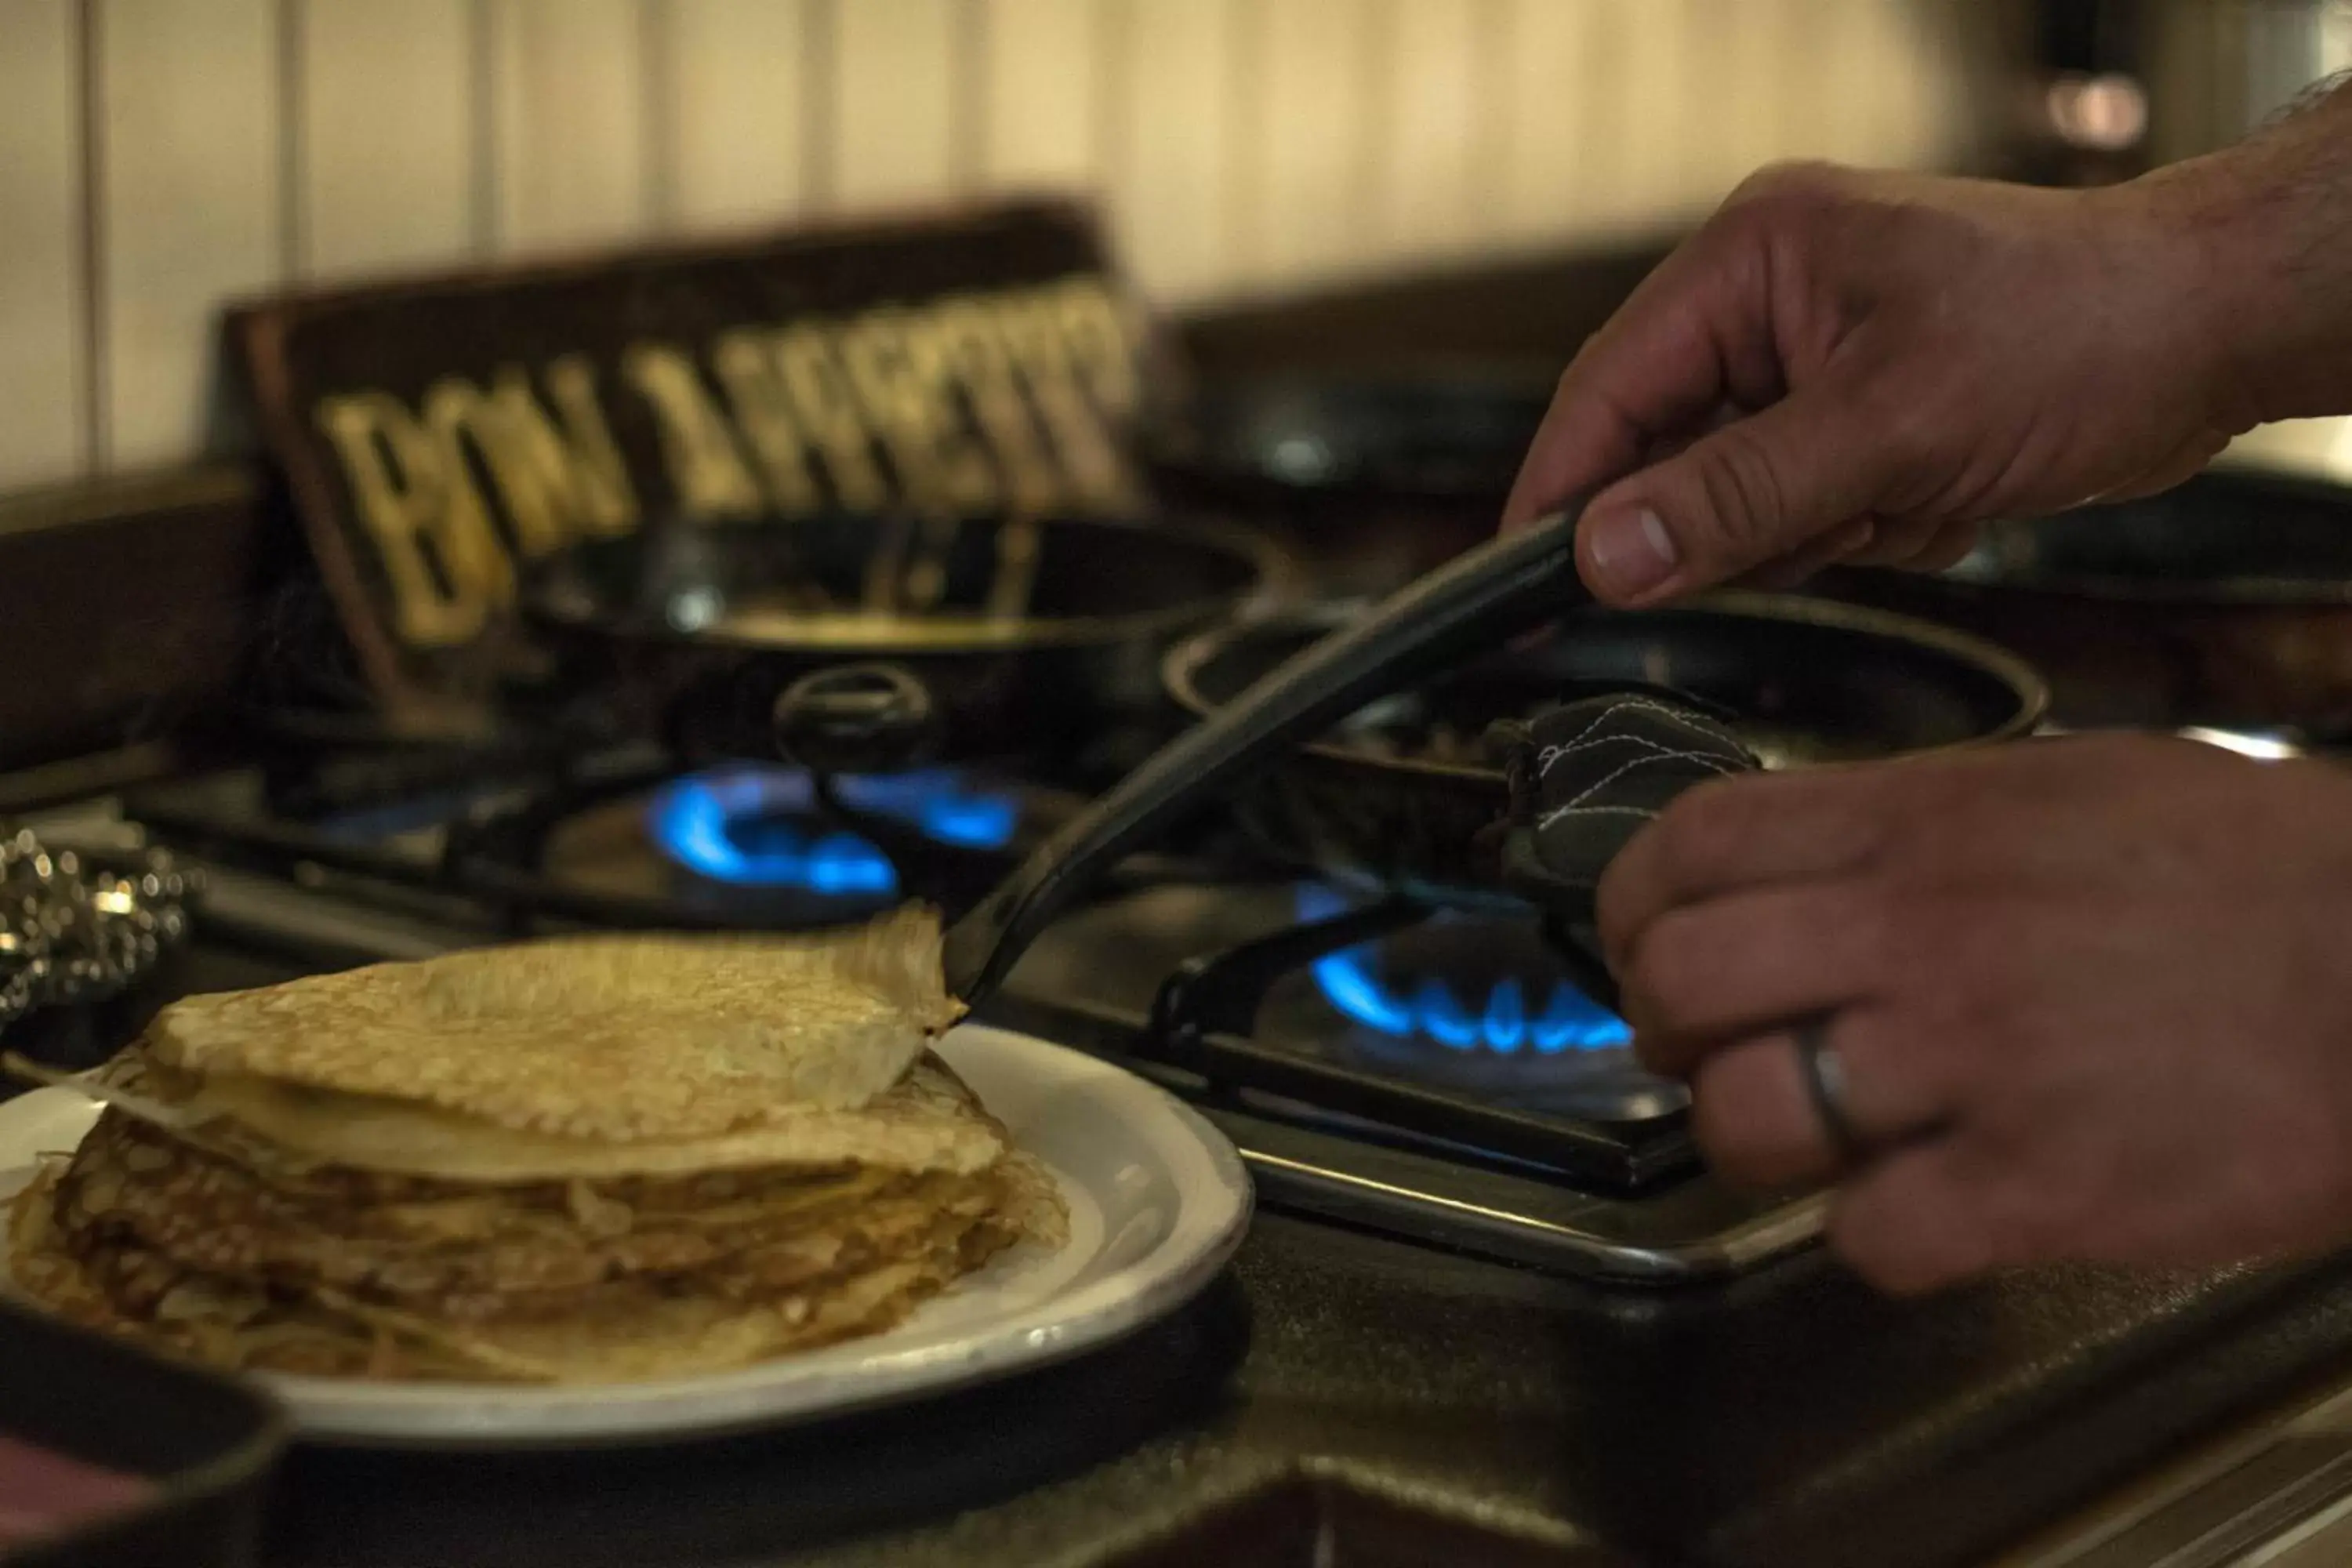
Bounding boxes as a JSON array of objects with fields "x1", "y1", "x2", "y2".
[{"x1": 1489, "y1": 687, "x2": 1761, "y2": 939}]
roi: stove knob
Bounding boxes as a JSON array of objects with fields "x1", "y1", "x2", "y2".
[{"x1": 772, "y1": 662, "x2": 938, "y2": 775}]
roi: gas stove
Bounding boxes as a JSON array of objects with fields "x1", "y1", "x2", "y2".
[
  {"x1": 15, "y1": 573, "x2": 2352, "y2": 1567},
  {"x1": 56, "y1": 733, "x2": 1819, "y2": 1287}
]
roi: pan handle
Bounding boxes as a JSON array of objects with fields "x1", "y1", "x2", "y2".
[
  {"x1": 772, "y1": 663, "x2": 940, "y2": 775},
  {"x1": 941, "y1": 505, "x2": 1594, "y2": 1005}
]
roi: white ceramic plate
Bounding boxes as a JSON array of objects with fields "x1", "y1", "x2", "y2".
[{"x1": 0, "y1": 1025, "x2": 1251, "y2": 1449}]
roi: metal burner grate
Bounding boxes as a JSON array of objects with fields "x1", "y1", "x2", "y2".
[{"x1": 1138, "y1": 896, "x2": 1694, "y2": 1193}]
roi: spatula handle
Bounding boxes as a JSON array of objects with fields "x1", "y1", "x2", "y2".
[{"x1": 941, "y1": 506, "x2": 1593, "y2": 1005}]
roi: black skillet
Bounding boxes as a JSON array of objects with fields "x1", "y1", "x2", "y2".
[
  {"x1": 1161, "y1": 595, "x2": 2048, "y2": 913},
  {"x1": 935, "y1": 521, "x2": 2049, "y2": 1011},
  {"x1": 1142, "y1": 373, "x2": 1554, "y2": 507},
  {"x1": 938, "y1": 508, "x2": 1612, "y2": 1006},
  {"x1": 522, "y1": 509, "x2": 1287, "y2": 770},
  {"x1": 1809, "y1": 466, "x2": 2352, "y2": 734},
  {"x1": 1140, "y1": 373, "x2": 1556, "y2": 596}
]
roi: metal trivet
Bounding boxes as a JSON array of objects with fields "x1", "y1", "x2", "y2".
[{"x1": 0, "y1": 828, "x2": 197, "y2": 1030}]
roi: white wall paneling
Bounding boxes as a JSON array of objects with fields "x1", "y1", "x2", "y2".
[
  {"x1": 1374, "y1": 0, "x2": 1493, "y2": 262},
  {"x1": 659, "y1": 0, "x2": 811, "y2": 231},
  {"x1": 1710, "y1": 0, "x2": 1786, "y2": 190},
  {"x1": 1605, "y1": 0, "x2": 1705, "y2": 225},
  {"x1": 97, "y1": 0, "x2": 281, "y2": 470},
  {"x1": 293, "y1": 0, "x2": 477, "y2": 279},
  {"x1": 0, "y1": 0, "x2": 2002, "y2": 496},
  {"x1": 1842, "y1": 0, "x2": 1951, "y2": 172},
  {"x1": 1244, "y1": 0, "x2": 1382, "y2": 287},
  {"x1": 827, "y1": 0, "x2": 961, "y2": 210},
  {"x1": 487, "y1": 0, "x2": 651, "y2": 255},
  {"x1": 0, "y1": 0, "x2": 86, "y2": 486},
  {"x1": 1500, "y1": 0, "x2": 1596, "y2": 243},
  {"x1": 980, "y1": 0, "x2": 1103, "y2": 194},
  {"x1": 1904, "y1": 0, "x2": 1984, "y2": 173},
  {"x1": 1563, "y1": 0, "x2": 1642, "y2": 234},
  {"x1": 1106, "y1": 0, "x2": 1240, "y2": 303}
]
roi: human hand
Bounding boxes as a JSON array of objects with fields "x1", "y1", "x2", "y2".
[
  {"x1": 1599, "y1": 735, "x2": 2352, "y2": 1293},
  {"x1": 1501, "y1": 161, "x2": 2260, "y2": 603}
]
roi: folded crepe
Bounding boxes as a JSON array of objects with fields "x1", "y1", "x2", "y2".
[{"x1": 6, "y1": 908, "x2": 1065, "y2": 1385}]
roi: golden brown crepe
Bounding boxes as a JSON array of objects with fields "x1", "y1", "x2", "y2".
[
  {"x1": 147, "y1": 906, "x2": 961, "y2": 1142},
  {"x1": 5, "y1": 914, "x2": 1065, "y2": 1385}
]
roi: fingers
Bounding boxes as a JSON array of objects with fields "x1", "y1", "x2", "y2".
[
  {"x1": 1840, "y1": 511, "x2": 1947, "y2": 568},
  {"x1": 1573, "y1": 379, "x2": 1901, "y2": 603},
  {"x1": 1675, "y1": 1010, "x2": 1958, "y2": 1189},
  {"x1": 1688, "y1": 1034, "x2": 1842, "y2": 1190},
  {"x1": 1733, "y1": 514, "x2": 1878, "y2": 590},
  {"x1": 1675, "y1": 1013, "x2": 2006, "y2": 1292},
  {"x1": 1596, "y1": 766, "x2": 1900, "y2": 971},
  {"x1": 1617, "y1": 884, "x2": 1891, "y2": 1053},
  {"x1": 1901, "y1": 521, "x2": 1981, "y2": 573},
  {"x1": 1828, "y1": 1140, "x2": 2007, "y2": 1294},
  {"x1": 1727, "y1": 512, "x2": 1979, "y2": 588},
  {"x1": 1501, "y1": 223, "x2": 1784, "y2": 535},
  {"x1": 1501, "y1": 175, "x2": 1911, "y2": 599},
  {"x1": 1799, "y1": 517, "x2": 1978, "y2": 580},
  {"x1": 2092, "y1": 428, "x2": 2230, "y2": 504}
]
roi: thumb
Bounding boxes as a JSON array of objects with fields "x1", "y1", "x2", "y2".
[{"x1": 1574, "y1": 386, "x2": 1897, "y2": 604}]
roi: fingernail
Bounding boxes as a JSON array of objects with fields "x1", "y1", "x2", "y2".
[{"x1": 1584, "y1": 506, "x2": 1679, "y2": 598}]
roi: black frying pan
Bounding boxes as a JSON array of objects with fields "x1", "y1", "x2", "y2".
[
  {"x1": 939, "y1": 508, "x2": 1619, "y2": 1004},
  {"x1": 1809, "y1": 466, "x2": 2352, "y2": 734},
  {"x1": 1157, "y1": 595, "x2": 2049, "y2": 912},
  {"x1": 1141, "y1": 374, "x2": 1555, "y2": 595},
  {"x1": 1144, "y1": 373, "x2": 1553, "y2": 506},
  {"x1": 521, "y1": 510, "x2": 1288, "y2": 770},
  {"x1": 916, "y1": 512, "x2": 2050, "y2": 1011}
]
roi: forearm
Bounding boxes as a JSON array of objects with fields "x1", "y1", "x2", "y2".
[{"x1": 2136, "y1": 74, "x2": 2352, "y2": 428}]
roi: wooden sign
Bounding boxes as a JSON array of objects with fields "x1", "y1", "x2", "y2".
[{"x1": 228, "y1": 199, "x2": 1156, "y2": 712}]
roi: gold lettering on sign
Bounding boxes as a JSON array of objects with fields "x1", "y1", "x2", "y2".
[
  {"x1": 775, "y1": 324, "x2": 891, "y2": 511},
  {"x1": 622, "y1": 342, "x2": 764, "y2": 523},
  {"x1": 992, "y1": 295, "x2": 1131, "y2": 513},
  {"x1": 927, "y1": 296, "x2": 1062, "y2": 515},
  {"x1": 710, "y1": 328, "x2": 823, "y2": 515},
  {"x1": 837, "y1": 307, "x2": 1000, "y2": 515},
  {"x1": 1051, "y1": 277, "x2": 1142, "y2": 417},
  {"x1": 423, "y1": 358, "x2": 638, "y2": 557},
  {"x1": 307, "y1": 274, "x2": 1155, "y2": 659},
  {"x1": 314, "y1": 393, "x2": 510, "y2": 648},
  {"x1": 542, "y1": 357, "x2": 639, "y2": 538}
]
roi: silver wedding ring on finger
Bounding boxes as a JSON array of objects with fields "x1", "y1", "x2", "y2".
[{"x1": 1791, "y1": 1015, "x2": 1865, "y2": 1163}]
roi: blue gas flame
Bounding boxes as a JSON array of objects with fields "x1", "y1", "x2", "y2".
[
  {"x1": 648, "y1": 766, "x2": 1018, "y2": 895},
  {"x1": 1298, "y1": 887, "x2": 1630, "y2": 1054}
]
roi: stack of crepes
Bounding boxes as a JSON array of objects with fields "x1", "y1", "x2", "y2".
[{"x1": 5, "y1": 908, "x2": 1064, "y2": 1384}]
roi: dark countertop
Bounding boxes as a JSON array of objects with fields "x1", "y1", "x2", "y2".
[
  {"x1": 27, "y1": 828, "x2": 2352, "y2": 1568},
  {"x1": 265, "y1": 1210, "x2": 2352, "y2": 1568},
  {"x1": 13, "y1": 888, "x2": 2352, "y2": 1566}
]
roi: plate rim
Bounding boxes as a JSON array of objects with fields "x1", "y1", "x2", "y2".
[{"x1": 0, "y1": 1024, "x2": 1252, "y2": 1449}]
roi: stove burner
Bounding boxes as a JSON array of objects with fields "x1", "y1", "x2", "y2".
[
  {"x1": 648, "y1": 766, "x2": 1019, "y2": 895},
  {"x1": 1298, "y1": 887, "x2": 1630, "y2": 1054}
]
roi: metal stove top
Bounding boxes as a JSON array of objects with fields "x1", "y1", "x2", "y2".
[
  {"x1": 68, "y1": 743, "x2": 1825, "y2": 1284},
  {"x1": 993, "y1": 879, "x2": 1820, "y2": 1281},
  {"x1": 27, "y1": 751, "x2": 2352, "y2": 1565}
]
